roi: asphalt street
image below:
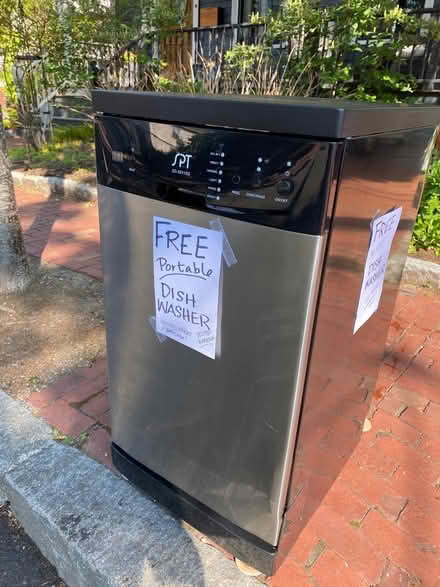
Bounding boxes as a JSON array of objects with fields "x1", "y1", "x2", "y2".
[{"x1": 0, "y1": 503, "x2": 66, "y2": 587}]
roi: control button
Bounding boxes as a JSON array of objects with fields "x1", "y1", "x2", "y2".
[
  {"x1": 277, "y1": 179, "x2": 294, "y2": 195},
  {"x1": 253, "y1": 174, "x2": 264, "y2": 188},
  {"x1": 232, "y1": 175, "x2": 241, "y2": 185}
]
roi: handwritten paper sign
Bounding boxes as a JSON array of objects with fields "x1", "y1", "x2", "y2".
[
  {"x1": 153, "y1": 216, "x2": 223, "y2": 359},
  {"x1": 354, "y1": 207, "x2": 402, "y2": 334}
]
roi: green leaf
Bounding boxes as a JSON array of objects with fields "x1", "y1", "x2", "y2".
[{"x1": 410, "y1": 154, "x2": 440, "y2": 255}]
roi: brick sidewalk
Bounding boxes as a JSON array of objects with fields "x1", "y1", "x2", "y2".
[
  {"x1": 16, "y1": 187, "x2": 102, "y2": 279},
  {"x1": 16, "y1": 188, "x2": 440, "y2": 586}
]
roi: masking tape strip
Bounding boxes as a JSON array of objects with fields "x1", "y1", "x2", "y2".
[
  {"x1": 209, "y1": 218, "x2": 237, "y2": 268},
  {"x1": 148, "y1": 316, "x2": 167, "y2": 343}
]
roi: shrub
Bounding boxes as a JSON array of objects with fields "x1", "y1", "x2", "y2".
[
  {"x1": 221, "y1": 0, "x2": 422, "y2": 101},
  {"x1": 52, "y1": 124, "x2": 95, "y2": 144},
  {"x1": 150, "y1": 0, "x2": 440, "y2": 103},
  {"x1": 410, "y1": 153, "x2": 440, "y2": 256},
  {"x1": 8, "y1": 126, "x2": 95, "y2": 173}
]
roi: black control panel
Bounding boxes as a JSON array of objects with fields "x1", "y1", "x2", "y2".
[{"x1": 95, "y1": 116, "x2": 339, "y2": 234}]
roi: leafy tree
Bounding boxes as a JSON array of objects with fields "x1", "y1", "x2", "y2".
[
  {"x1": 0, "y1": 0, "x2": 182, "y2": 146},
  {"x1": 0, "y1": 110, "x2": 30, "y2": 293}
]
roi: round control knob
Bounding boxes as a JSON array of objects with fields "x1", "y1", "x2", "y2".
[
  {"x1": 276, "y1": 179, "x2": 294, "y2": 196},
  {"x1": 232, "y1": 175, "x2": 241, "y2": 185}
]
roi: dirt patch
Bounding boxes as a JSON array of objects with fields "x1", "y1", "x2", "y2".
[{"x1": 0, "y1": 258, "x2": 106, "y2": 401}]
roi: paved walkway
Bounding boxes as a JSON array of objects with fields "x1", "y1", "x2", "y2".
[
  {"x1": 17, "y1": 187, "x2": 102, "y2": 279},
  {"x1": 15, "y1": 187, "x2": 440, "y2": 586}
]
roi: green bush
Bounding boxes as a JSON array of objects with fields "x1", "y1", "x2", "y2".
[
  {"x1": 224, "y1": 0, "x2": 422, "y2": 101},
  {"x1": 410, "y1": 153, "x2": 440, "y2": 256},
  {"x1": 8, "y1": 126, "x2": 95, "y2": 173},
  {"x1": 155, "y1": 0, "x2": 440, "y2": 103},
  {"x1": 52, "y1": 124, "x2": 94, "y2": 144}
]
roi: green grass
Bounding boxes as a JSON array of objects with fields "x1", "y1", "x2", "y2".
[
  {"x1": 8, "y1": 124, "x2": 95, "y2": 174},
  {"x1": 410, "y1": 152, "x2": 440, "y2": 256}
]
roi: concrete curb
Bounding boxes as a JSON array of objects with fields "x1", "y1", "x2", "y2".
[
  {"x1": 402, "y1": 256, "x2": 440, "y2": 289},
  {"x1": 12, "y1": 171, "x2": 97, "y2": 202},
  {"x1": 0, "y1": 392, "x2": 260, "y2": 587}
]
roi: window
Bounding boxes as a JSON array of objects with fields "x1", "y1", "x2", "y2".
[
  {"x1": 398, "y1": 0, "x2": 437, "y2": 8},
  {"x1": 241, "y1": 0, "x2": 280, "y2": 22}
]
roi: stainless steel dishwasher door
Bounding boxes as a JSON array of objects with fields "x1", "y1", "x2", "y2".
[{"x1": 98, "y1": 184, "x2": 325, "y2": 546}]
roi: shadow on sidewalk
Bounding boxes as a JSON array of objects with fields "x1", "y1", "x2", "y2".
[
  {"x1": 21, "y1": 174, "x2": 67, "y2": 266},
  {"x1": 17, "y1": 177, "x2": 101, "y2": 274}
]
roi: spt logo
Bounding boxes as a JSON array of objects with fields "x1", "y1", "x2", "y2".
[{"x1": 171, "y1": 153, "x2": 192, "y2": 170}]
